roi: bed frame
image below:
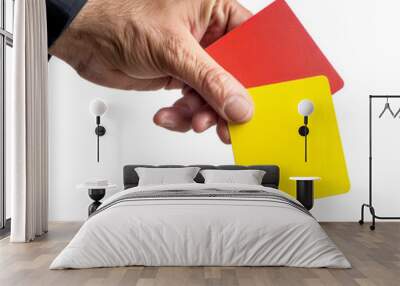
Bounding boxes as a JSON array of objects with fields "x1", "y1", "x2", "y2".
[{"x1": 123, "y1": 165, "x2": 280, "y2": 189}]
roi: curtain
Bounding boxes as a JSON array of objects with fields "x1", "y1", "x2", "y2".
[{"x1": 8, "y1": 0, "x2": 48, "y2": 242}]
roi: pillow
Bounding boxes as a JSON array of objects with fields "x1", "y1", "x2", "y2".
[
  {"x1": 135, "y1": 167, "x2": 200, "y2": 186},
  {"x1": 200, "y1": 169, "x2": 266, "y2": 185}
]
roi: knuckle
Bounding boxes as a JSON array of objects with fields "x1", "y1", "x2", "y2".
[
  {"x1": 161, "y1": 34, "x2": 191, "y2": 73},
  {"x1": 200, "y1": 66, "x2": 231, "y2": 106}
]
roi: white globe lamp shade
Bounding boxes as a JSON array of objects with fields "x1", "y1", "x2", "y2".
[
  {"x1": 298, "y1": 99, "x2": 314, "y2": 116},
  {"x1": 89, "y1": 99, "x2": 107, "y2": 117}
]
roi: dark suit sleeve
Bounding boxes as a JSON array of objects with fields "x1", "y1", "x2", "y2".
[{"x1": 46, "y1": 0, "x2": 87, "y2": 48}]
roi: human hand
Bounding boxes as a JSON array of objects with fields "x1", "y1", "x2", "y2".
[{"x1": 49, "y1": 0, "x2": 253, "y2": 144}]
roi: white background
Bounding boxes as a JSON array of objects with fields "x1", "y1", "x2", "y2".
[{"x1": 48, "y1": 0, "x2": 400, "y2": 221}]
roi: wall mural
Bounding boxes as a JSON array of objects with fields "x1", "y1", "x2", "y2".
[
  {"x1": 207, "y1": 0, "x2": 350, "y2": 198},
  {"x1": 230, "y1": 76, "x2": 350, "y2": 198},
  {"x1": 206, "y1": 0, "x2": 344, "y2": 93}
]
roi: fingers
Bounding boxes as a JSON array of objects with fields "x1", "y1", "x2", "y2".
[
  {"x1": 177, "y1": 86, "x2": 206, "y2": 112},
  {"x1": 153, "y1": 106, "x2": 192, "y2": 132},
  {"x1": 200, "y1": 0, "x2": 253, "y2": 47},
  {"x1": 165, "y1": 78, "x2": 185, "y2": 90},
  {"x1": 164, "y1": 33, "x2": 253, "y2": 124},
  {"x1": 155, "y1": 101, "x2": 231, "y2": 144},
  {"x1": 154, "y1": 87, "x2": 229, "y2": 143},
  {"x1": 192, "y1": 106, "x2": 218, "y2": 133},
  {"x1": 155, "y1": 0, "x2": 253, "y2": 143},
  {"x1": 216, "y1": 118, "x2": 231, "y2": 144},
  {"x1": 225, "y1": 0, "x2": 253, "y2": 32},
  {"x1": 154, "y1": 87, "x2": 205, "y2": 132},
  {"x1": 156, "y1": 86, "x2": 220, "y2": 133}
]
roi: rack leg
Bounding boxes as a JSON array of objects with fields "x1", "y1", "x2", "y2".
[
  {"x1": 369, "y1": 206, "x2": 376, "y2": 231},
  {"x1": 359, "y1": 204, "x2": 366, "y2": 225},
  {"x1": 359, "y1": 204, "x2": 377, "y2": 231}
]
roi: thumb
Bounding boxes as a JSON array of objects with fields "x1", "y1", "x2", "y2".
[{"x1": 164, "y1": 34, "x2": 253, "y2": 123}]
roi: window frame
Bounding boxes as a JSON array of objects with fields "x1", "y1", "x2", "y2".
[{"x1": 0, "y1": 0, "x2": 13, "y2": 234}]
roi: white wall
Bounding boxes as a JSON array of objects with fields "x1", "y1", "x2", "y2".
[{"x1": 48, "y1": 0, "x2": 400, "y2": 221}]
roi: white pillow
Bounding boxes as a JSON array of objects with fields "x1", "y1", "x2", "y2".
[
  {"x1": 200, "y1": 169, "x2": 266, "y2": 185},
  {"x1": 135, "y1": 167, "x2": 200, "y2": 186}
]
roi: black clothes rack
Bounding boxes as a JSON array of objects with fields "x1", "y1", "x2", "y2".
[{"x1": 359, "y1": 95, "x2": 400, "y2": 230}]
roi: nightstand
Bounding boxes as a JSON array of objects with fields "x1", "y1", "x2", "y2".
[
  {"x1": 289, "y1": 177, "x2": 321, "y2": 210},
  {"x1": 77, "y1": 183, "x2": 117, "y2": 216}
]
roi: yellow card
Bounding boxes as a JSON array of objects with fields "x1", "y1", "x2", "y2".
[{"x1": 229, "y1": 76, "x2": 350, "y2": 198}]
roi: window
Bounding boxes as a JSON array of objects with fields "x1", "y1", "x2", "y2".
[
  {"x1": 5, "y1": 0, "x2": 13, "y2": 33},
  {"x1": 0, "y1": 0, "x2": 13, "y2": 235}
]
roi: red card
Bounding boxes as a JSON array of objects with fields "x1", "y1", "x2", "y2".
[{"x1": 206, "y1": 0, "x2": 344, "y2": 94}]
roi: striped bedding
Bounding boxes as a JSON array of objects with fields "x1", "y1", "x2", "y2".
[{"x1": 50, "y1": 183, "x2": 350, "y2": 269}]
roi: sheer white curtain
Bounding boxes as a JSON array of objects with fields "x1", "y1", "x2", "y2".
[{"x1": 8, "y1": 0, "x2": 48, "y2": 242}]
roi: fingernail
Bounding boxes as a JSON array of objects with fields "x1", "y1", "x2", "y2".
[
  {"x1": 223, "y1": 96, "x2": 253, "y2": 122},
  {"x1": 160, "y1": 119, "x2": 176, "y2": 129}
]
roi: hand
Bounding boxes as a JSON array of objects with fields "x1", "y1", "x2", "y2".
[{"x1": 49, "y1": 0, "x2": 254, "y2": 144}]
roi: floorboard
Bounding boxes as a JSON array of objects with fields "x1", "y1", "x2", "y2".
[{"x1": 0, "y1": 222, "x2": 399, "y2": 286}]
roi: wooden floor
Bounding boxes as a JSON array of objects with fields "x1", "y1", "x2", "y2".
[{"x1": 0, "y1": 222, "x2": 399, "y2": 286}]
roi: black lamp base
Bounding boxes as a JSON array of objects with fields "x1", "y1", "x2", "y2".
[
  {"x1": 95, "y1": 126, "x2": 106, "y2": 136},
  {"x1": 298, "y1": 126, "x2": 309, "y2": 136}
]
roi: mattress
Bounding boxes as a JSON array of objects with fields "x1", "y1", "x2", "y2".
[{"x1": 50, "y1": 183, "x2": 350, "y2": 269}]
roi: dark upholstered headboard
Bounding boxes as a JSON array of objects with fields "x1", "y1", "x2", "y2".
[{"x1": 123, "y1": 165, "x2": 280, "y2": 189}]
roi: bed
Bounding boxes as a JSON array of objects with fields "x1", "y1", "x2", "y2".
[{"x1": 50, "y1": 165, "x2": 350, "y2": 269}]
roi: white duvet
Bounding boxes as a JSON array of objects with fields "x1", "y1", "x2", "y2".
[{"x1": 50, "y1": 183, "x2": 350, "y2": 269}]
